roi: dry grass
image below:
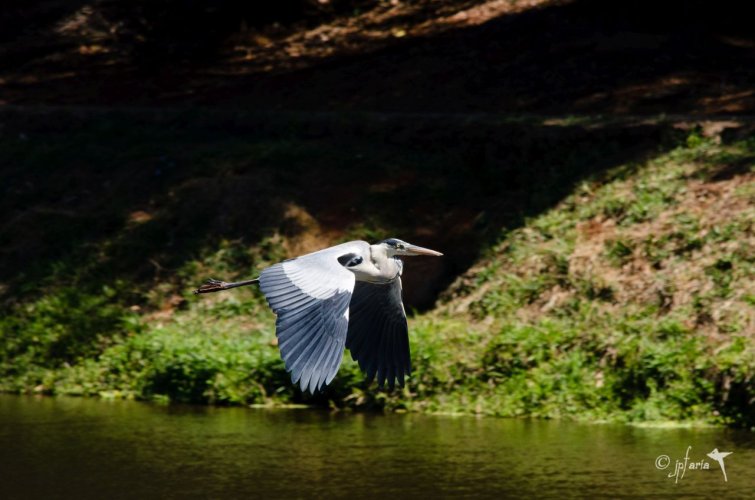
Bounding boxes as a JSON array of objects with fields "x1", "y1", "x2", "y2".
[{"x1": 444, "y1": 133, "x2": 754, "y2": 343}]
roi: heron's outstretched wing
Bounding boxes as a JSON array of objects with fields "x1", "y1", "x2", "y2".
[
  {"x1": 259, "y1": 244, "x2": 362, "y2": 393},
  {"x1": 346, "y1": 279, "x2": 410, "y2": 389}
]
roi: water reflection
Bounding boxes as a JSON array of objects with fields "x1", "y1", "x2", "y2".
[{"x1": 0, "y1": 395, "x2": 752, "y2": 499}]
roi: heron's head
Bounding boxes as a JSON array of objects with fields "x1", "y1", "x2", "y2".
[{"x1": 379, "y1": 238, "x2": 443, "y2": 257}]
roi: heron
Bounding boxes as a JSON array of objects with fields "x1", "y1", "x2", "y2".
[{"x1": 194, "y1": 238, "x2": 443, "y2": 394}]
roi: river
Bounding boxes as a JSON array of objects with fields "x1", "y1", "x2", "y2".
[{"x1": 0, "y1": 395, "x2": 752, "y2": 498}]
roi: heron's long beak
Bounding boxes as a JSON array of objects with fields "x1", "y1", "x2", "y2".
[{"x1": 403, "y1": 244, "x2": 443, "y2": 256}]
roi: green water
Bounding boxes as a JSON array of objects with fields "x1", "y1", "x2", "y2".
[{"x1": 0, "y1": 395, "x2": 752, "y2": 499}]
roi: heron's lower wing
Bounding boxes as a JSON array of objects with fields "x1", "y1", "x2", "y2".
[
  {"x1": 259, "y1": 250, "x2": 357, "y2": 393},
  {"x1": 346, "y1": 279, "x2": 410, "y2": 389}
]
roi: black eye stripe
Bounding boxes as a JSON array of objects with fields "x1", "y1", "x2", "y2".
[
  {"x1": 337, "y1": 253, "x2": 363, "y2": 267},
  {"x1": 380, "y1": 238, "x2": 403, "y2": 248}
]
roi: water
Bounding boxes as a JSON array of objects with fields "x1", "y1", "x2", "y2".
[{"x1": 0, "y1": 395, "x2": 752, "y2": 499}]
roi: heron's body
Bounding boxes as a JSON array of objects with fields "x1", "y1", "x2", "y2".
[{"x1": 195, "y1": 238, "x2": 442, "y2": 393}]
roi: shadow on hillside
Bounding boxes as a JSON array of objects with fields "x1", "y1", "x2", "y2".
[
  {"x1": 218, "y1": 0, "x2": 755, "y2": 115},
  {"x1": 0, "y1": 109, "x2": 688, "y2": 310},
  {"x1": 1, "y1": 0, "x2": 753, "y2": 114}
]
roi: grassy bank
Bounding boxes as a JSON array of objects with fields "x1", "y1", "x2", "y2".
[
  {"x1": 1, "y1": 111, "x2": 752, "y2": 426},
  {"x1": 425, "y1": 130, "x2": 754, "y2": 425}
]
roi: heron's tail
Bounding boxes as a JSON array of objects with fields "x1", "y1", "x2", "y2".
[{"x1": 193, "y1": 278, "x2": 259, "y2": 294}]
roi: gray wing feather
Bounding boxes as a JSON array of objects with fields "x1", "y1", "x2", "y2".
[
  {"x1": 346, "y1": 278, "x2": 410, "y2": 389},
  {"x1": 259, "y1": 245, "x2": 360, "y2": 393}
]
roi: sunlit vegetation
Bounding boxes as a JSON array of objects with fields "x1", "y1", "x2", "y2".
[
  {"x1": 2, "y1": 120, "x2": 752, "y2": 427},
  {"x1": 414, "y1": 133, "x2": 754, "y2": 425}
]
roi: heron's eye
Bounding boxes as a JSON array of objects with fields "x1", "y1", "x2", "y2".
[{"x1": 337, "y1": 253, "x2": 363, "y2": 267}]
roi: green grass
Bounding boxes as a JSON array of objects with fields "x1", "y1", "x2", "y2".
[
  {"x1": 1, "y1": 114, "x2": 753, "y2": 427},
  {"x1": 415, "y1": 133, "x2": 754, "y2": 426}
]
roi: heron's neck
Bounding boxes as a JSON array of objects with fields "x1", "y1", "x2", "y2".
[{"x1": 367, "y1": 245, "x2": 402, "y2": 282}]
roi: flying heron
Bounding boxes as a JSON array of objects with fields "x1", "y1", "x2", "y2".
[{"x1": 194, "y1": 238, "x2": 443, "y2": 394}]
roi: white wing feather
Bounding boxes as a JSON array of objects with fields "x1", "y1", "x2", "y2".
[{"x1": 259, "y1": 242, "x2": 368, "y2": 392}]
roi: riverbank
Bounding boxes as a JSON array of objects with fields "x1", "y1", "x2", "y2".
[{"x1": 1, "y1": 110, "x2": 752, "y2": 427}]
